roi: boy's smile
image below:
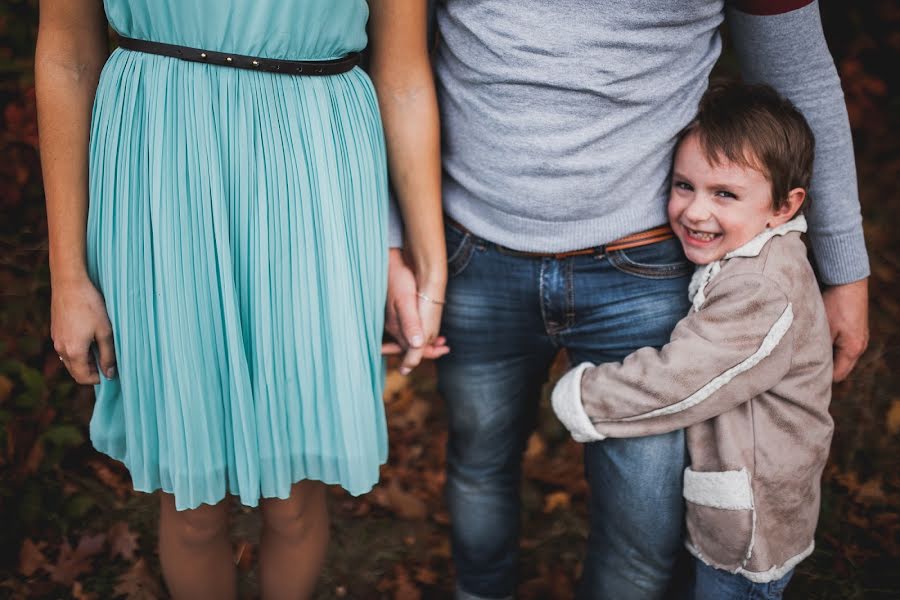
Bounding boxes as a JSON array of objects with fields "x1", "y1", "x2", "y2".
[{"x1": 668, "y1": 132, "x2": 796, "y2": 265}]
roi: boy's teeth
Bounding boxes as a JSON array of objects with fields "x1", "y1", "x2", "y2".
[{"x1": 689, "y1": 229, "x2": 717, "y2": 241}]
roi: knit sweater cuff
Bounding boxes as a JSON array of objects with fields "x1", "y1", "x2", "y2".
[{"x1": 810, "y1": 227, "x2": 870, "y2": 285}]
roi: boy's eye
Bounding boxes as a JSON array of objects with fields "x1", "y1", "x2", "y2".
[
  {"x1": 715, "y1": 190, "x2": 738, "y2": 199},
  {"x1": 673, "y1": 181, "x2": 693, "y2": 191}
]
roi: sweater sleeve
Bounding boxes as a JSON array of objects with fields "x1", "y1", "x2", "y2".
[
  {"x1": 725, "y1": 1, "x2": 869, "y2": 285},
  {"x1": 551, "y1": 274, "x2": 794, "y2": 442},
  {"x1": 387, "y1": 187, "x2": 404, "y2": 248}
]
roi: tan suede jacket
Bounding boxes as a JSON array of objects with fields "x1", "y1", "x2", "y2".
[{"x1": 552, "y1": 216, "x2": 833, "y2": 583}]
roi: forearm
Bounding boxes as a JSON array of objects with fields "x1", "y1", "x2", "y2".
[
  {"x1": 35, "y1": 4, "x2": 107, "y2": 285},
  {"x1": 373, "y1": 69, "x2": 445, "y2": 287},
  {"x1": 728, "y1": 1, "x2": 869, "y2": 285}
]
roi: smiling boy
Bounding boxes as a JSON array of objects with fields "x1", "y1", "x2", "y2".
[{"x1": 552, "y1": 82, "x2": 834, "y2": 598}]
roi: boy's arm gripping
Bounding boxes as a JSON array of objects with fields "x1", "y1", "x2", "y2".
[{"x1": 552, "y1": 274, "x2": 794, "y2": 441}]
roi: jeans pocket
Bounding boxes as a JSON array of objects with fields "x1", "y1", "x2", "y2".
[
  {"x1": 607, "y1": 237, "x2": 693, "y2": 279},
  {"x1": 446, "y1": 222, "x2": 476, "y2": 279},
  {"x1": 683, "y1": 467, "x2": 756, "y2": 571}
]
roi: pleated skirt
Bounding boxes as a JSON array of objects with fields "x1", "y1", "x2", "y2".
[{"x1": 85, "y1": 49, "x2": 389, "y2": 511}]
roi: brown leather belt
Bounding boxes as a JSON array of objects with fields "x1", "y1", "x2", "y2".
[
  {"x1": 117, "y1": 36, "x2": 361, "y2": 76},
  {"x1": 447, "y1": 217, "x2": 674, "y2": 259}
]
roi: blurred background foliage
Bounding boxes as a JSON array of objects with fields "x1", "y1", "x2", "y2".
[{"x1": 1, "y1": 0, "x2": 897, "y2": 598}]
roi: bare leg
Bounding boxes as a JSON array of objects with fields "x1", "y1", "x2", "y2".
[
  {"x1": 158, "y1": 493, "x2": 236, "y2": 600},
  {"x1": 258, "y1": 480, "x2": 330, "y2": 600}
]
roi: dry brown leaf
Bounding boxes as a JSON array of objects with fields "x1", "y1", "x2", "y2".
[
  {"x1": 524, "y1": 432, "x2": 546, "y2": 461},
  {"x1": 855, "y1": 477, "x2": 887, "y2": 506},
  {"x1": 413, "y1": 566, "x2": 439, "y2": 585},
  {"x1": 383, "y1": 370, "x2": 409, "y2": 400},
  {"x1": 72, "y1": 581, "x2": 97, "y2": 600},
  {"x1": 18, "y1": 538, "x2": 47, "y2": 577},
  {"x1": 44, "y1": 533, "x2": 106, "y2": 586},
  {"x1": 385, "y1": 480, "x2": 428, "y2": 520},
  {"x1": 0, "y1": 375, "x2": 13, "y2": 405},
  {"x1": 393, "y1": 566, "x2": 421, "y2": 600},
  {"x1": 887, "y1": 398, "x2": 900, "y2": 435},
  {"x1": 543, "y1": 491, "x2": 571, "y2": 513},
  {"x1": 113, "y1": 558, "x2": 163, "y2": 600},
  {"x1": 108, "y1": 522, "x2": 139, "y2": 562},
  {"x1": 233, "y1": 540, "x2": 255, "y2": 571},
  {"x1": 88, "y1": 460, "x2": 131, "y2": 498}
]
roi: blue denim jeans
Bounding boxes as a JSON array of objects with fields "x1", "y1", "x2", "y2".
[
  {"x1": 690, "y1": 558, "x2": 794, "y2": 600},
  {"x1": 437, "y1": 221, "x2": 694, "y2": 600}
]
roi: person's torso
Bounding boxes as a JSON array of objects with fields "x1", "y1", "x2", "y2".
[{"x1": 434, "y1": 0, "x2": 726, "y2": 249}]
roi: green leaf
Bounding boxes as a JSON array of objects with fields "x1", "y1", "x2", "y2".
[
  {"x1": 42, "y1": 424, "x2": 84, "y2": 447},
  {"x1": 64, "y1": 493, "x2": 96, "y2": 519}
]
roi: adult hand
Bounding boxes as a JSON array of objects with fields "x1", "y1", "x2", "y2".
[
  {"x1": 382, "y1": 248, "x2": 449, "y2": 373},
  {"x1": 822, "y1": 278, "x2": 869, "y2": 382},
  {"x1": 51, "y1": 277, "x2": 117, "y2": 384}
]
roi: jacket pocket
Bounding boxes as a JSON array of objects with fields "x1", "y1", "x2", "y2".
[{"x1": 683, "y1": 467, "x2": 756, "y2": 571}]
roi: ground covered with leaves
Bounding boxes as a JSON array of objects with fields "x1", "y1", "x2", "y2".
[{"x1": 1, "y1": 1, "x2": 898, "y2": 598}]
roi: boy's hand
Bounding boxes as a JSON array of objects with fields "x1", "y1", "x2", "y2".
[{"x1": 822, "y1": 278, "x2": 869, "y2": 382}]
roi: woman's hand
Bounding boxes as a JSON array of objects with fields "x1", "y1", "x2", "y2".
[
  {"x1": 51, "y1": 277, "x2": 117, "y2": 384},
  {"x1": 382, "y1": 249, "x2": 449, "y2": 374}
]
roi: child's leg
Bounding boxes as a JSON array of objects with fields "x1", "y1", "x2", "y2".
[
  {"x1": 158, "y1": 493, "x2": 236, "y2": 600},
  {"x1": 690, "y1": 556, "x2": 794, "y2": 600},
  {"x1": 258, "y1": 480, "x2": 329, "y2": 600}
]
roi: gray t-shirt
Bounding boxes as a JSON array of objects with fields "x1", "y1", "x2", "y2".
[{"x1": 389, "y1": 0, "x2": 868, "y2": 286}]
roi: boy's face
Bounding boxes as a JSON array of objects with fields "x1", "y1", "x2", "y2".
[{"x1": 668, "y1": 132, "x2": 791, "y2": 265}]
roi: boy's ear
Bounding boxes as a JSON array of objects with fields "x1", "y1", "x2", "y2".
[{"x1": 768, "y1": 187, "x2": 806, "y2": 228}]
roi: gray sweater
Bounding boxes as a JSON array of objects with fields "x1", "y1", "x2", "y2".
[{"x1": 388, "y1": 0, "x2": 868, "y2": 286}]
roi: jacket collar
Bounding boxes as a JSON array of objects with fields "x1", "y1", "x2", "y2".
[{"x1": 688, "y1": 215, "x2": 807, "y2": 309}]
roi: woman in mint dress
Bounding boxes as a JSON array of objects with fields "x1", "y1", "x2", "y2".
[{"x1": 36, "y1": 0, "x2": 445, "y2": 596}]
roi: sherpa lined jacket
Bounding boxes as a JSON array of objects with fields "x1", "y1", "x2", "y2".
[{"x1": 552, "y1": 216, "x2": 834, "y2": 583}]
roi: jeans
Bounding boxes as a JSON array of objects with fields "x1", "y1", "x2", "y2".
[
  {"x1": 690, "y1": 558, "x2": 794, "y2": 600},
  {"x1": 437, "y1": 221, "x2": 694, "y2": 600}
]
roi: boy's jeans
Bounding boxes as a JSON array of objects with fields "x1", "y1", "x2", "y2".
[
  {"x1": 437, "y1": 221, "x2": 694, "y2": 600},
  {"x1": 690, "y1": 559, "x2": 794, "y2": 600}
]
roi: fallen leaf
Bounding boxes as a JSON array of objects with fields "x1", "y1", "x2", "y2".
[
  {"x1": 414, "y1": 566, "x2": 439, "y2": 585},
  {"x1": 113, "y1": 558, "x2": 164, "y2": 600},
  {"x1": 234, "y1": 540, "x2": 255, "y2": 571},
  {"x1": 524, "y1": 433, "x2": 546, "y2": 460},
  {"x1": 0, "y1": 375, "x2": 13, "y2": 405},
  {"x1": 44, "y1": 534, "x2": 106, "y2": 586},
  {"x1": 72, "y1": 581, "x2": 97, "y2": 600},
  {"x1": 108, "y1": 522, "x2": 139, "y2": 562},
  {"x1": 18, "y1": 538, "x2": 47, "y2": 577},
  {"x1": 385, "y1": 480, "x2": 427, "y2": 520},
  {"x1": 384, "y1": 370, "x2": 408, "y2": 400},
  {"x1": 855, "y1": 477, "x2": 887, "y2": 506},
  {"x1": 88, "y1": 460, "x2": 131, "y2": 498},
  {"x1": 887, "y1": 398, "x2": 900, "y2": 435},
  {"x1": 393, "y1": 566, "x2": 421, "y2": 600},
  {"x1": 543, "y1": 491, "x2": 571, "y2": 513}
]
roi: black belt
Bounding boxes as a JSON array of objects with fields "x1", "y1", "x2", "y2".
[{"x1": 117, "y1": 36, "x2": 361, "y2": 76}]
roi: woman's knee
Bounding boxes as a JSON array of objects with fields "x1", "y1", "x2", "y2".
[
  {"x1": 160, "y1": 494, "x2": 229, "y2": 546},
  {"x1": 260, "y1": 481, "x2": 328, "y2": 539}
]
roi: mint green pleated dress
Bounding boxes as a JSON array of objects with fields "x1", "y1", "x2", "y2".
[{"x1": 86, "y1": 0, "x2": 389, "y2": 511}]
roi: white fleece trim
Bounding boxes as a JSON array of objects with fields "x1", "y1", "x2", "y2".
[
  {"x1": 683, "y1": 467, "x2": 754, "y2": 510},
  {"x1": 551, "y1": 362, "x2": 606, "y2": 443},
  {"x1": 688, "y1": 216, "x2": 807, "y2": 310},
  {"x1": 736, "y1": 541, "x2": 815, "y2": 583},
  {"x1": 724, "y1": 215, "x2": 807, "y2": 260},
  {"x1": 610, "y1": 304, "x2": 794, "y2": 422}
]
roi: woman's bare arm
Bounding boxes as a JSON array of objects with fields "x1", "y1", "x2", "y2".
[
  {"x1": 36, "y1": 0, "x2": 116, "y2": 383},
  {"x1": 368, "y1": 0, "x2": 447, "y2": 373}
]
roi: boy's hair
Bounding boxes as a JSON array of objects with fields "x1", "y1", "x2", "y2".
[{"x1": 681, "y1": 81, "x2": 815, "y2": 211}]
